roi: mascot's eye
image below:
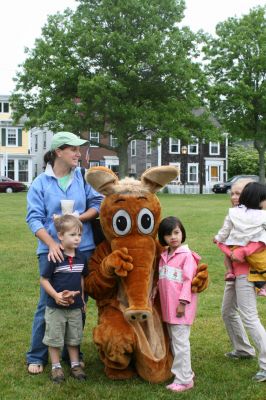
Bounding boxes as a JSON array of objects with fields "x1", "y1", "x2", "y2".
[
  {"x1": 112, "y1": 210, "x2": 132, "y2": 236},
  {"x1": 137, "y1": 208, "x2": 154, "y2": 235}
]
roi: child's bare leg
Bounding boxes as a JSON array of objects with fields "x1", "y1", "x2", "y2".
[
  {"x1": 224, "y1": 255, "x2": 235, "y2": 281},
  {"x1": 68, "y1": 345, "x2": 86, "y2": 380},
  {"x1": 49, "y1": 346, "x2": 65, "y2": 383},
  {"x1": 67, "y1": 345, "x2": 80, "y2": 365}
]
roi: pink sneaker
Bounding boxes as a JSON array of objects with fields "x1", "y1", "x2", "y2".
[
  {"x1": 224, "y1": 271, "x2": 236, "y2": 281},
  {"x1": 258, "y1": 288, "x2": 266, "y2": 297},
  {"x1": 166, "y1": 381, "x2": 194, "y2": 392}
]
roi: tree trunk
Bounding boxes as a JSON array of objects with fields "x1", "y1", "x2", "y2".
[
  {"x1": 117, "y1": 138, "x2": 129, "y2": 179},
  {"x1": 254, "y1": 140, "x2": 266, "y2": 184}
]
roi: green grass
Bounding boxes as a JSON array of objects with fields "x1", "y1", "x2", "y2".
[{"x1": 0, "y1": 192, "x2": 265, "y2": 400}]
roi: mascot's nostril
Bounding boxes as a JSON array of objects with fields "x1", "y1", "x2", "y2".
[
  {"x1": 131, "y1": 315, "x2": 136, "y2": 320},
  {"x1": 142, "y1": 314, "x2": 147, "y2": 320}
]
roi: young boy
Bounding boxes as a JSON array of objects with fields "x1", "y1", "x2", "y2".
[{"x1": 41, "y1": 214, "x2": 87, "y2": 383}]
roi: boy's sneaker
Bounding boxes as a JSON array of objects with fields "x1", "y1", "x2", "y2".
[
  {"x1": 257, "y1": 288, "x2": 266, "y2": 297},
  {"x1": 252, "y1": 370, "x2": 266, "y2": 382},
  {"x1": 70, "y1": 365, "x2": 87, "y2": 381},
  {"x1": 224, "y1": 272, "x2": 236, "y2": 281},
  {"x1": 225, "y1": 351, "x2": 254, "y2": 360},
  {"x1": 51, "y1": 367, "x2": 65, "y2": 384}
]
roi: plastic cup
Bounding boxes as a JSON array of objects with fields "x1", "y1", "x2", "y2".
[{"x1": 61, "y1": 200, "x2": 75, "y2": 215}]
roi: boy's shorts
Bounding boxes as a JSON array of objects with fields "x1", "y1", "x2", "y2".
[{"x1": 43, "y1": 306, "x2": 83, "y2": 348}]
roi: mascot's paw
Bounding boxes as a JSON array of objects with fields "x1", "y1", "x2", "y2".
[
  {"x1": 191, "y1": 263, "x2": 209, "y2": 293},
  {"x1": 102, "y1": 248, "x2": 134, "y2": 277},
  {"x1": 105, "y1": 366, "x2": 136, "y2": 380}
]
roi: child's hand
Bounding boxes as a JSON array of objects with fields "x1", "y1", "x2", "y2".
[
  {"x1": 230, "y1": 251, "x2": 242, "y2": 262},
  {"x1": 213, "y1": 237, "x2": 217, "y2": 244},
  {"x1": 62, "y1": 290, "x2": 80, "y2": 304},
  {"x1": 55, "y1": 292, "x2": 71, "y2": 307},
  {"x1": 176, "y1": 303, "x2": 186, "y2": 318},
  {"x1": 150, "y1": 286, "x2": 158, "y2": 304}
]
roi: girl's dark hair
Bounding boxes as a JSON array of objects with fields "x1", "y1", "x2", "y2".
[
  {"x1": 239, "y1": 182, "x2": 266, "y2": 209},
  {"x1": 43, "y1": 145, "x2": 70, "y2": 167},
  {"x1": 158, "y1": 216, "x2": 186, "y2": 246}
]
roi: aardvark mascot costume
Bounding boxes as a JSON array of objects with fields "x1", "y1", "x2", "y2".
[{"x1": 84, "y1": 166, "x2": 208, "y2": 383}]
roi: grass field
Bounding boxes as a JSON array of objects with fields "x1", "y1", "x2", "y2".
[{"x1": 0, "y1": 192, "x2": 265, "y2": 400}]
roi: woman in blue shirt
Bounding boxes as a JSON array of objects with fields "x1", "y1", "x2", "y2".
[{"x1": 26, "y1": 131, "x2": 103, "y2": 374}]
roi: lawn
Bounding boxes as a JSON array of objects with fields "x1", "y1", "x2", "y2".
[{"x1": 0, "y1": 192, "x2": 265, "y2": 400}]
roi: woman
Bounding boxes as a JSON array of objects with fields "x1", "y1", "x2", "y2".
[
  {"x1": 217, "y1": 179, "x2": 266, "y2": 382},
  {"x1": 26, "y1": 131, "x2": 103, "y2": 374}
]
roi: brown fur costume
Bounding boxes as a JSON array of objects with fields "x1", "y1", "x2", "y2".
[{"x1": 84, "y1": 166, "x2": 208, "y2": 383}]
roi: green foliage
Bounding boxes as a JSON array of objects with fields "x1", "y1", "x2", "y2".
[
  {"x1": 1, "y1": 192, "x2": 265, "y2": 399},
  {"x1": 204, "y1": 6, "x2": 266, "y2": 181},
  {"x1": 10, "y1": 0, "x2": 219, "y2": 177},
  {"x1": 228, "y1": 145, "x2": 260, "y2": 176}
]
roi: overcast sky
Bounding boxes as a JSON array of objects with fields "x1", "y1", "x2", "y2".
[{"x1": 1, "y1": 0, "x2": 265, "y2": 94}]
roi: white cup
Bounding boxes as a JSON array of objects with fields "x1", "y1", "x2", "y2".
[{"x1": 61, "y1": 200, "x2": 75, "y2": 215}]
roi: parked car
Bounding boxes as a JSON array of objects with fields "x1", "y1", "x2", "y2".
[
  {"x1": 212, "y1": 175, "x2": 259, "y2": 194},
  {"x1": 0, "y1": 176, "x2": 27, "y2": 193}
]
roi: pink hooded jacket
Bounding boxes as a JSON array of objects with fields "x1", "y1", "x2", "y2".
[{"x1": 158, "y1": 244, "x2": 200, "y2": 325}]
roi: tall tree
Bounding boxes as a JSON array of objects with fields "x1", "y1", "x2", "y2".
[
  {"x1": 11, "y1": 0, "x2": 215, "y2": 177},
  {"x1": 204, "y1": 6, "x2": 266, "y2": 183}
]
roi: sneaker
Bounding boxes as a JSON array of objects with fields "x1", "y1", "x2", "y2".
[
  {"x1": 166, "y1": 381, "x2": 194, "y2": 392},
  {"x1": 51, "y1": 367, "x2": 65, "y2": 384},
  {"x1": 225, "y1": 351, "x2": 254, "y2": 360},
  {"x1": 224, "y1": 272, "x2": 236, "y2": 281},
  {"x1": 257, "y1": 288, "x2": 266, "y2": 297},
  {"x1": 252, "y1": 370, "x2": 266, "y2": 382},
  {"x1": 70, "y1": 365, "x2": 87, "y2": 381}
]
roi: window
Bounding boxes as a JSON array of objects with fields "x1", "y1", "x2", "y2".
[
  {"x1": 146, "y1": 162, "x2": 151, "y2": 170},
  {"x1": 7, "y1": 128, "x2": 17, "y2": 146},
  {"x1": 0, "y1": 102, "x2": 9, "y2": 113},
  {"x1": 18, "y1": 160, "x2": 29, "y2": 182},
  {"x1": 209, "y1": 142, "x2": 220, "y2": 155},
  {"x1": 188, "y1": 163, "x2": 198, "y2": 183},
  {"x1": 43, "y1": 133, "x2": 47, "y2": 150},
  {"x1": 34, "y1": 164, "x2": 38, "y2": 178},
  {"x1": 34, "y1": 135, "x2": 38, "y2": 152},
  {"x1": 110, "y1": 135, "x2": 118, "y2": 148},
  {"x1": 89, "y1": 161, "x2": 100, "y2": 167},
  {"x1": 146, "y1": 135, "x2": 151, "y2": 155},
  {"x1": 188, "y1": 143, "x2": 198, "y2": 154},
  {"x1": 7, "y1": 159, "x2": 15, "y2": 180},
  {"x1": 130, "y1": 164, "x2": 136, "y2": 174},
  {"x1": 90, "y1": 131, "x2": 99, "y2": 147},
  {"x1": 169, "y1": 138, "x2": 180, "y2": 153},
  {"x1": 169, "y1": 162, "x2": 181, "y2": 182},
  {"x1": 131, "y1": 140, "x2": 136, "y2": 156}
]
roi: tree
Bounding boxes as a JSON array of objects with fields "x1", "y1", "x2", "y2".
[
  {"x1": 204, "y1": 6, "x2": 266, "y2": 183},
  {"x1": 228, "y1": 145, "x2": 260, "y2": 177},
  {"x1": 11, "y1": 0, "x2": 218, "y2": 177}
]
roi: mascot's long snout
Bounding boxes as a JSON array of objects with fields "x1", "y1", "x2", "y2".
[{"x1": 111, "y1": 236, "x2": 156, "y2": 322}]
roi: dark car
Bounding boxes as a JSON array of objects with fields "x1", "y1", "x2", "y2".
[
  {"x1": 0, "y1": 176, "x2": 27, "y2": 193},
  {"x1": 212, "y1": 175, "x2": 259, "y2": 194}
]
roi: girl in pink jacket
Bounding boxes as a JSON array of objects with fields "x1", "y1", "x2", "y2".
[{"x1": 157, "y1": 216, "x2": 201, "y2": 393}]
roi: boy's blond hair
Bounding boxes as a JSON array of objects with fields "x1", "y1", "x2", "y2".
[{"x1": 54, "y1": 214, "x2": 83, "y2": 234}]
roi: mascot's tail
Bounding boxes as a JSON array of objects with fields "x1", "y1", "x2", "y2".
[{"x1": 191, "y1": 263, "x2": 209, "y2": 293}]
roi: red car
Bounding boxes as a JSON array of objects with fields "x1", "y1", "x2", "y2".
[{"x1": 0, "y1": 176, "x2": 27, "y2": 193}]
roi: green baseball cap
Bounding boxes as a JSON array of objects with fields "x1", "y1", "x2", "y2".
[{"x1": 50, "y1": 131, "x2": 88, "y2": 150}]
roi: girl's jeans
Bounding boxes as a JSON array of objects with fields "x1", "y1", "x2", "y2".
[{"x1": 26, "y1": 250, "x2": 93, "y2": 366}]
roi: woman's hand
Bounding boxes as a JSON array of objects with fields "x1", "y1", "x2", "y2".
[{"x1": 48, "y1": 241, "x2": 64, "y2": 263}]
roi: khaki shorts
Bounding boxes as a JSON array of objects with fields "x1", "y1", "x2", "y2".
[{"x1": 43, "y1": 306, "x2": 83, "y2": 348}]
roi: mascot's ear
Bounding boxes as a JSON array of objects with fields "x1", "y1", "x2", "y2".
[
  {"x1": 85, "y1": 166, "x2": 118, "y2": 195},
  {"x1": 141, "y1": 166, "x2": 179, "y2": 193}
]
